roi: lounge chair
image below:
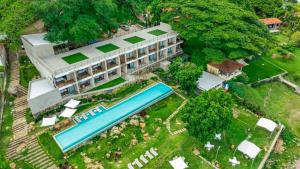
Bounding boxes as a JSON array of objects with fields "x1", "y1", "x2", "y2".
[
  {"x1": 133, "y1": 159, "x2": 143, "y2": 168},
  {"x1": 145, "y1": 150, "x2": 154, "y2": 159},
  {"x1": 140, "y1": 155, "x2": 148, "y2": 164},
  {"x1": 75, "y1": 116, "x2": 82, "y2": 123},
  {"x1": 150, "y1": 147, "x2": 158, "y2": 157},
  {"x1": 90, "y1": 111, "x2": 96, "y2": 116},
  {"x1": 127, "y1": 163, "x2": 134, "y2": 169},
  {"x1": 97, "y1": 107, "x2": 103, "y2": 112},
  {"x1": 82, "y1": 114, "x2": 88, "y2": 120}
]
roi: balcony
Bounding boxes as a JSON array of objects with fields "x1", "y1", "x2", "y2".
[
  {"x1": 107, "y1": 62, "x2": 118, "y2": 70},
  {"x1": 56, "y1": 79, "x2": 75, "y2": 88},
  {"x1": 127, "y1": 56, "x2": 136, "y2": 62},
  {"x1": 79, "y1": 80, "x2": 91, "y2": 91},
  {"x1": 93, "y1": 67, "x2": 105, "y2": 74},
  {"x1": 168, "y1": 40, "x2": 175, "y2": 46},
  {"x1": 94, "y1": 75, "x2": 105, "y2": 84},
  {"x1": 77, "y1": 71, "x2": 91, "y2": 81},
  {"x1": 108, "y1": 70, "x2": 118, "y2": 79},
  {"x1": 148, "y1": 48, "x2": 157, "y2": 53},
  {"x1": 138, "y1": 51, "x2": 146, "y2": 57}
]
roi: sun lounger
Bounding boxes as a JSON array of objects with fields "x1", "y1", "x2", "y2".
[
  {"x1": 90, "y1": 111, "x2": 96, "y2": 116},
  {"x1": 145, "y1": 150, "x2": 154, "y2": 159},
  {"x1": 75, "y1": 116, "x2": 81, "y2": 123},
  {"x1": 82, "y1": 114, "x2": 88, "y2": 120},
  {"x1": 150, "y1": 147, "x2": 158, "y2": 157},
  {"x1": 127, "y1": 163, "x2": 134, "y2": 169},
  {"x1": 97, "y1": 107, "x2": 103, "y2": 112},
  {"x1": 140, "y1": 155, "x2": 148, "y2": 164},
  {"x1": 133, "y1": 159, "x2": 143, "y2": 168}
]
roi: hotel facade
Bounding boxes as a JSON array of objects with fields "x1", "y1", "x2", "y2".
[{"x1": 21, "y1": 23, "x2": 183, "y2": 116}]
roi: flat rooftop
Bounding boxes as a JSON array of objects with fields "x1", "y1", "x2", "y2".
[
  {"x1": 29, "y1": 79, "x2": 56, "y2": 99},
  {"x1": 22, "y1": 23, "x2": 177, "y2": 77}
]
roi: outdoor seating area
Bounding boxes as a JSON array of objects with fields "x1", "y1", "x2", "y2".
[
  {"x1": 127, "y1": 147, "x2": 159, "y2": 169},
  {"x1": 73, "y1": 106, "x2": 107, "y2": 124}
]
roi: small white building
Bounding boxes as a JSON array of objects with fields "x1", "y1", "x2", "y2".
[{"x1": 197, "y1": 71, "x2": 224, "y2": 91}]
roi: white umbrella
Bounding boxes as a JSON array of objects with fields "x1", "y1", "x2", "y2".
[
  {"x1": 204, "y1": 141, "x2": 215, "y2": 151},
  {"x1": 41, "y1": 116, "x2": 57, "y2": 127},
  {"x1": 64, "y1": 99, "x2": 80, "y2": 109},
  {"x1": 59, "y1": 108, "x2": 77, "y2": 118}
]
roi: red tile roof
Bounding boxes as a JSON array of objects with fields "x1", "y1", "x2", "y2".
[
  {"x1": 209, "y1": 60, "x2": 244, "y2": 74},
  {"x1": 260, "y1": 18, "x2": 282, "y2": 25}
]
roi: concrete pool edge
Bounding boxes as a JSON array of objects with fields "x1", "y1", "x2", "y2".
[{"x1": 53, "y1": 82, "x2": 173, "y2": 153}]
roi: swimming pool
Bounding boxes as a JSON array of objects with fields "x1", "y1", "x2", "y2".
[{"x1": 53, "y1": 82, "x2": 173, "y2": 152}]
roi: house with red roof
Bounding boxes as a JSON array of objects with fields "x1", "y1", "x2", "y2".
[
  {"x1": 260, "y1": 18, "x2": 282, "y2": 33},
  {"x1": 207, "y1": 60, "x2": 244, "y2": 80}
]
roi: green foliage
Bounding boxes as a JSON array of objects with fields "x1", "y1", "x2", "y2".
[
  {"x1": 38, "y1": 132, "x2": 64, "y2": 163},
  {"x1": 169, "y1": 58, "x2": 203, "y2": 92},
  {"x1": 155, "y1": 0, "x2": 272, "y2": 62},
  {"x1": 19, "y1": 56, "x2": 40, "y2": 88},
  {"x1": 291, "y1": 31, "x2": 300, "y2": 47},
  {"x1": 0, "y1": 0, "x2": 36, "y2": 50},
  {"x1": 181, "y1": 89, "x2": 234, "y2": 141},
  {"x1": 88, "y1": 77, "x2": 126, "y2": 91}
]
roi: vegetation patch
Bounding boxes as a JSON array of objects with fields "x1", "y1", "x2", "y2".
[
  {"x1": 0, "y1": 65, "x2": 4, "y2": 72},
  {"x1": 124, "y1": 36, "x2": 145, "y2": 44},
  {"x1": 242, "y1": 58, "x2": 284, "y2": 83},
  {"x1": 19, "y1": 56, "x2": 40, "y2": 88},
  {"x1": 148, "y1": 29, "x2": 167, "y2": 36},
  {"x1": 96, "y1": 43, "x2": 120, "y2": 53},
  {"x1": 88, "y1": 77, "x2": 126, "y2": 92},
  {"x1": 62, "y1": 53, "x2": 88, "y2": 64},
  {"x1": 38, "y1": 132, "x2": 63, "y2": 164}
]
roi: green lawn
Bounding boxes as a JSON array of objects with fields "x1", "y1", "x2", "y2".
[
  {"x1": 148, "y1": 29, "x2": 167, "y2": 36},
  {"x1": 231, "y1": 82, "x2": 300, "y2": 168},
  {"x1": 62, "y1": 53, "x2": 88, "y2": 64},
  {"x1": 88, "y1": 77, "x2": 126, "y2": 92},
  {"x1": 19, "y1": 56, "x2": 40, "y2": 88},
  {"x1": 38, "y1": 132, "x2": 64, "y2": 164},
  {"x1": 124, "y1": 36, "x2": 145, "y2": 44},
  {"x1": 96, "y1": 43, "x2": 120, "y2": 53},
  {"x1": 264, "y1": 48, "x2": 300, "y2": 74},
  {"x1": 242, "y1": 57, "x2": 284, "y2": 83}
]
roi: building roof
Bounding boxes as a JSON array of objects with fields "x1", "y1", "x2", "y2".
[
  {"x1": 22, "y1": 33, "x2": 57, "y2": 46},
  {"x1": 209, "y1": 60, "x2": 244, "y2": 74},
  {"x1": 29, "y1": 79, "x2": 56, "y2": 99},
  {"x1": 22, "y1": 23, "x2": 178, "y2": 77},
  {"x1": 197, "y1": 71, "x2": 224, "y2": 91},
  {"x1": 260, "y1": 18, "x2": 282, "y2": 25}
]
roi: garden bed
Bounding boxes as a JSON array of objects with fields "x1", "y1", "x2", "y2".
[
  {"x1": 96, "y1": 43, "x2": 120, "y2": 53},
  {"x1": 124, "y1": 36, "x2": 145, "y2": 44},
  {"x1": 62, "y1": 53, "x2": 88, "y2": 64},
  {"x1": 148, "y1": 29, "x2": 167, "y2": 36}
]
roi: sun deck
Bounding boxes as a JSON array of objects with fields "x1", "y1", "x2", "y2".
[{"x1": 53, "y1": 82, "x2": 173, "y2": 152}]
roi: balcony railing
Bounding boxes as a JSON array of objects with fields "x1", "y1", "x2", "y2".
[
  {"x1": 107, "y1": 62, "x2": 118, "y2": 69},
  {"x1": 138, "y1": 52, "x2": 146, "y2": 57},
  {"x1": 168, "y1": 41, "x2": 175, "y2": 46},
  {"x1": 56, "y1": 79, "x2": 75, "y2": 88},
  {"x1": 159, "y1": 45, "x2": 165, "y2": 49}
]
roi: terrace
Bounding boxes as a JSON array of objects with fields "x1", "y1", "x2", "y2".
[
  {"x1": 168, "y1": 38, "x2": 175, "y2": 46},
  {"x1": 148, "y1": 44, "x2": 157, "y2": 53},
  {"x1": 108, "y1": 69, "x2": 118, "y2": 79},
  {"x1": 138, "y1": 48, "x2": 147, "y2": 57},
  {"x1": 126, "y1": 52, "x2": 137, "y2": 62},
  {"x1": 94, "y1": 74, "x2": 105, "y2": 84},
  {"x1": 79, "y1": 79, "x2": 92, "y2": 91},
  {"x1": 148, "y1": 29, "x2": 167, "y2": 36}
]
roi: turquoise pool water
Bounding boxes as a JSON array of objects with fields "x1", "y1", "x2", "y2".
[{"x1": 53, "y1": 82, "x2": 173, "y2": 152}]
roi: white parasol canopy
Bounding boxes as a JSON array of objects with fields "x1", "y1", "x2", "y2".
[
  {"x1": 256, "y1": 118, "x2": 277, "y2": 132},
  {"x1": 169, "y1": 157, "x2": 188, "y2": 169},
  {"x1": 59, "y1": 108, "x2": 77, "y2": 118},
  {"x1": 64, "y1": 99, "x2": 80, "y2": 109},
  {"x1": 237, "y1": 140, "x2": 261, "y2": 159},
  {"x1": 41, "y1": 116, "x2": 57, "y2": 127}
]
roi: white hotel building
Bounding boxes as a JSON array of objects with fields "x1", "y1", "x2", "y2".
[{"x1": 22, "y1": 23, "x2": 183, "y2": 116}]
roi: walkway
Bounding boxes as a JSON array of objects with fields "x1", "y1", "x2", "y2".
[
  {"x1": 278, "y1": 75, "x2": 300, "y2": 95},
  {"x1": 5, "y1": 56, "x2": 58, "y2": 169}
]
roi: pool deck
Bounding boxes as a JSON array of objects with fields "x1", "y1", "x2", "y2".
[{"x1": 53, "y1": 82, "x2": 173, "y2": 152}]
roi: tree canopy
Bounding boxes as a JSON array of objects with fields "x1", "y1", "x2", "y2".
[
  {"x1": 169, "y1": 58, "x2": 202, "y2": 92},
  {"x1": 181, "y1": 89, "x2": 235, "y2": 141},
  {"x1": 153, "y1": 0, "x2": 272, "y2": 62}
]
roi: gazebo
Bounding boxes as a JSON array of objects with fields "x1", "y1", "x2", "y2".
[{"x1": 235, "y1": 140, "x2": 261, "y2": 166}]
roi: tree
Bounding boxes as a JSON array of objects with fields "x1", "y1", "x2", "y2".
[
  {"x1": 153, "y1": 0, "x2": 271, "y2": 62},
  {"x1": 35, "y1": 0, "x2": 118, "y2": 45},
  {"x1": 0, "y1": 0, "x2": 36, "y2": 50},
  {"x1": 181, "y1": 89, "x2": 234, "y2": 141},
  {"x1": 169, "y1": 58, "x2": 202, "y2": 92}
]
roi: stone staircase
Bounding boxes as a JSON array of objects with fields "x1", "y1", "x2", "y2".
[
  {"x1": 6, "y1": 58, "x2": 58, "y2": 169},
  {"x1": 14, "y1": 138, "x2": 58, "y2": 169}
]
